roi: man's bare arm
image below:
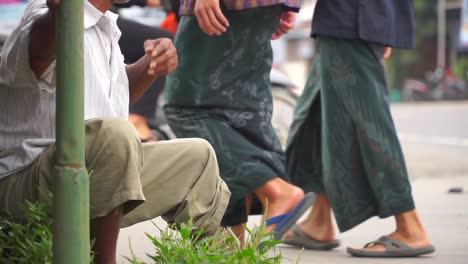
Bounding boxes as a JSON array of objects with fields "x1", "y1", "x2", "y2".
[
  {"x1": 126, "y1": 38, "x2": 178, "y2": 104},
  {"x1": 29, "y1": 0, "x2": 59, "y2": 79}
]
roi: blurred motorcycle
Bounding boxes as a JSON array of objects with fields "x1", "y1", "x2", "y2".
[{"x1": 402, "y1": 67, "x2": 468, "y2": 101}]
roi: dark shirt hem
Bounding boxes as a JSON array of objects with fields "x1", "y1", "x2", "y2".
[{"x1": 312, "y1": 30, "x2": 413, "y2": 49}]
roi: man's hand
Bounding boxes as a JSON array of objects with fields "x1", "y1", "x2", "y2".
[
  {"x1": 272, "y1": 11, "x2": 296, "y2": 40},
  {"x1": 194, "y1": 0, "x2": 229, "y2": 36},
  {"x1": 144, "y1": 38, "x2": 178, "y2": 77},
  {"x1": 383, "y1": 47, "x2": 392, "y2": 60}
]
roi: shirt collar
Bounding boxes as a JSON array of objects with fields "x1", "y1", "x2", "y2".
[
  {"x1": 84, "y1": 1, "x2": 103, "y2": 29},
  {"x1": 84, "y1": 1, "x2": 119, "y2": 29}
]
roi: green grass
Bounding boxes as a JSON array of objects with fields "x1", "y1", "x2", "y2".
[
  {"x1": 0, "y1": 195, "x2": 94, "y2": 264},
  {"x1": 0, "y1": 198, "x2": 53, "y2": 263},
  {"x1": 125, "y1": 219, "x2": 301, "y2": 264}
]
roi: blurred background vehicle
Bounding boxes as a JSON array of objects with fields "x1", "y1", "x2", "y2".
[{"x1": 402, "y1": 67, "x2": 468, "y2": 101}]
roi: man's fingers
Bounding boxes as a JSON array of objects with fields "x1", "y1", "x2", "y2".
[
  {"x1": 167, "y1": 60, "x2": 178, "y2": 73},
  {"x1": 151, "y1": 48, "x2": 158, "y2": 59},
  {"x1": 150, "y1": 39, "x2": 175, "y2": 55},
  {"x1": 200, "y1": 11, "x2": 215, "y2": 35},
  {"x1": 278, "y1": 25, "x2": 288, "y2": 35},
  {"x1": 195, "y1": 2, "x2": 228, "y2": 36},
  {"x1": 281, "y1": 20, "x2": 294, "y2": 31},
  {"x1": 144, "y1": 38, "x2": 177, "y2": 76},
  {"x1": 208, "y1": 10, "x2": 225, "y2": 34},
  {"x1": 214, "y1": 6, "x2": 229, "y2": 27},
  {"x1": 195, "y1": 10, "x2": 206, "y2": 33},
  {"x1": 144, "y1": 40, "x2": 155, "y2": 55},
  {"x1": 272, "y1": 28, "x2": 284, "y2": 40},
  {"x1": 201, "y1": 11, "x2": 219, "y2": 35},
  {"x1": 148, "y1": 58, "x2": 178, "y2": 76},
  {"x1": 147, "y1": 48, "x2": 177, "y2": 76},
  {"x1": 282, "y1": 11, "x2": 296, "y2": 23},
  {"x1": 383, "y1": 47, "x2": 392, "y2": 60},
  {"x1": 155, "y1": 50, "x2": 177, "y2": 67}
]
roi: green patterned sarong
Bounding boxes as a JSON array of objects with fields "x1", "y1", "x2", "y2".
[
  {"x1": 286, "y1": 36, "x2": 415, "y2": 232},
  {"x1": 164, "y1": 6, "x2": 286, "y2": 226}
]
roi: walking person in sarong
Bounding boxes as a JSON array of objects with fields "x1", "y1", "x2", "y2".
[
  {"x1": 163, "y1": 0, "x2": 313, "y2": 242},
  {"x1": 283, "y1": 0, "x2": 435, "y2": 257}
]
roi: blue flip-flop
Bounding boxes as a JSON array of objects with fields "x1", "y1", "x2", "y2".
[{"x1": 265, "y1": 192, "x2": 315, "y2": 241}]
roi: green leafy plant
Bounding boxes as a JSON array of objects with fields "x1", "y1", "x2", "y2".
[
  {"x1": 125, "y1": 218, "x2": 300, "y2": 264},
  {"x1": 0, "y1": 195, "x2": 94, "y2": 263},
  {"x1": 0, "y1": 199, "x2": 53, "y2": 263}
]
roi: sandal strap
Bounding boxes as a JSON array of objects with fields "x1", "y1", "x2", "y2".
[
  {"x1": 265, "y1": 213, "x2": 288, "y2": 226},
  {"x1": 364, "y1": 236, "x2": 412, "y2": 251}
]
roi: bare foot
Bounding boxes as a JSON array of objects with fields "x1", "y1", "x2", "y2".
[
  {"x1": 359, "y1": 231, "x2": 431, "y2": 252},
  {"x1": 255, "y1": 178, "x2": 304, "y2": 233},
  {"x1": 355, "y1": 210, "x2": 431, "y2": 252}
]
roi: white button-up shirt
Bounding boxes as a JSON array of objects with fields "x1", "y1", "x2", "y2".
[{"x1": 0, "y1": 0, "x2": 129, "y2": 178}]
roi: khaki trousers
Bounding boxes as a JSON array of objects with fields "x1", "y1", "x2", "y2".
[{"x1": 0, "y1": 118, "x2": 230, "y2": 232}]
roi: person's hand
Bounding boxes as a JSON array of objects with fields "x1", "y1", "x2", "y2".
[
  {"x1": 194, "y1": 0, "x2": 229, "y2": 36},
  {"x1": 144, "y1": 38, "x2": 178, "y2": 76},
  {"x1": 383, "y1": 47, "x2": 392, "y2": 60},
  {"x1": 272, "y1": 11, "x2": 296, "y2": 40}
]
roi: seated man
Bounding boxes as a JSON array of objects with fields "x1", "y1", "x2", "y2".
[{"x1": 0, "y1": 0, "x2": 230, "y2": 263}]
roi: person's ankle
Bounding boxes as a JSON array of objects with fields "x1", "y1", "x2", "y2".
[
  {"x1": 299, "y1": 219, "x2": 336, "y2": 241},
  {"x1": 298, "y1": 196, "x2": 336, "y2": 241},
  {"x1": 394, "y1": 211, "x2": 430, "y2": 242}
]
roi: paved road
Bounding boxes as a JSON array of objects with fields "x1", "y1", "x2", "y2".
[
  {"x1": 117, "y1": 102, "x2": 468, "y2": 263},
  {"x1": 392, "y1": 101, "x2": 468, "y2": 180}
]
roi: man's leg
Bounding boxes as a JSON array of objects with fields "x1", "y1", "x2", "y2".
[
  {"x1": 83, "y1": 118, "x2": 147, "y2": 262},
  {"x1": 287, "y1": 194, "x2": 336, "y2": 242},
  {"x1": 90, "y1": 207, "x2": 123, "y2": 264},
  {"x1": 284, "y1": 56, "x2": 337, "y2": 243},
  {"x1": 121, "y1": 138, "x2": 231, "y2": 233},
  {"x1": 0, "y1": 118, "x2": 147, "y2": 264},
  {"x1": 318, "y1": 37, "x2": 431, "y2": 253}
]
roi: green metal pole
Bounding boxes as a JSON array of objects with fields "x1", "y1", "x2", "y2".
[{"x1": 53, "y1": 0, "x2": 89, "y2": 262}]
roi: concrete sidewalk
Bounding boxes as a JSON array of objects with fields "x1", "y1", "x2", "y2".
[
  {"x1": 277, "y1": 175, "x2": 468, "y2": 264},
  {"x1": 116, "y1": 174, "x2": 468, "y2": 264}
]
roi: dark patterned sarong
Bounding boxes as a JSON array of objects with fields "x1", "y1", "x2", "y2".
[
  {"x1": 164, "y1": 6, "x2": 286, "y2": 226},
  {"x1": 286, "y1": 36, "x2": 415, "y2": 232}
]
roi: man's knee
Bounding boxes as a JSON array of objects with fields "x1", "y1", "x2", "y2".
[
  {"x1": 86, "y1": 118, "x2": 142, "y2": 166},
  {"x1": 91, "y1": 118, "x2": 138, "y2": 141},
  {"x1": 87, "y1": 118, "x2": 139, "y2": 147},
  {"x1": 181, "y1": 138, "x2": 216, "y2": 163}
]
